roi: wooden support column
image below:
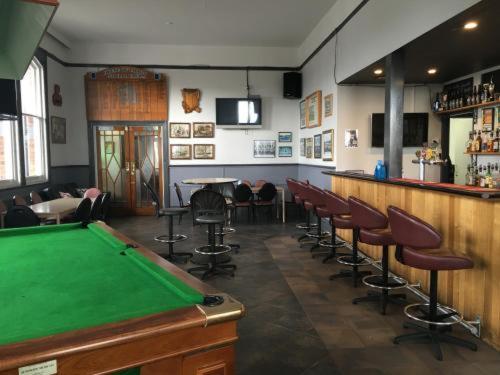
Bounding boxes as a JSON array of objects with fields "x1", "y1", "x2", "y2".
[{"x1": 383, "y1": 50, "x2": 405, "y2": 178}]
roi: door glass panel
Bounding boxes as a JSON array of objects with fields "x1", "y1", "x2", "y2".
[{"x1": 134, "y1": 127, "x2": 161, "y2": 208}]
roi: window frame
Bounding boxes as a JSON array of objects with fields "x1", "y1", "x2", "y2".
[
  {"x1": 0, "y1": 118, "x2": 21, "y2": 189},
  {"x1": 20, "y1": 57, "x2": 49, "y2": 185}
]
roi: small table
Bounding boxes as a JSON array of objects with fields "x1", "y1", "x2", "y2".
[
  {"x1": 251, "y1": 186, "x2": 286, "y2": 223},
  {"x1": 0, "y1": 222, "x2": 243, "y2": 374},
  {"x1": 182, "y1": 177, "x2": 239, "y2": 185},
  {"x1": 29, "y1": 197, "x2": 83, "y2": 224}
]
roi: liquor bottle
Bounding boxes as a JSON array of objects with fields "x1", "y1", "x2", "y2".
[
  {"x1": 476, "y1": 85, "x2": 482, "y2": 104},
  {"x1": 487, "y1": 132, "x2": 494, "y2": 152},
  {"x1": 465, "y1": 131, "x2": 473, "y2": 153},
  {"x1": 465, "y1": 165, "x2": 472, "y2": 186},
  {"x1": 479, "y1": 165, "x2": 486, "y2": 187},
  {"x1": 480, "y1": 131, "x2": 487, "y2": 152},
  {"x1": 486, "y1": 163, "x2": 493, "y2": 189},
  {"x1": 443, "y1": 91, "x2": 448, "y2": 110},
  {"x1": 433, "y1": 93, "x2": 441, "y2": 112},
  {"x1": 493, "y1": 128, "x2": 499, "y2": 153},
  {"x1": 466, "y1": 88, "x2": 472, "y2": 106},
  {"x1": 475, "y1": 130, "x2": 482, "y2": 152},
  {"x1": 494, "y1": 163, "x2": 500, "y2": 188},
  {"x1": 472, "y1": 86, "x2": 477, "y2": 105},
  {"x1": 459, "y1": 89, "x2": 464, "y2": 108}
]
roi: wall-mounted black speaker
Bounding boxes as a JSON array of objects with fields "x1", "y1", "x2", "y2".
[
  {"x1": 283, "y1": 72, "x2": 302, "y2": 99},
  {"x1": 0, "y1": 79, "x2": 18, "y2": 118}
]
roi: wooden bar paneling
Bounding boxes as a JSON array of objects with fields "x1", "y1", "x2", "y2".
[
  {"x1": 330, "y1": 175, "x2": 500, "y2": 349},
  {"x1": 84, "y1": 66, "x2": 168, "y2": 122}
]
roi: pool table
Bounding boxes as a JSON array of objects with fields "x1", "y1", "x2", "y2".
[{"x1": 0, "y1": 222, "x2": 244, "y2": 375}]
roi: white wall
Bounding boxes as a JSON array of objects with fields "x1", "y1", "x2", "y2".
[
  {"x1": 47, "y1": 60, "x2": 298, "y2": 167},
  {"x1": 299, "y1": 39, "x2": 337, "y2": 167}
]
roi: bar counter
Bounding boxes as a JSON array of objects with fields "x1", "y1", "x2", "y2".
[{"x1": 324, "y1": 171, "x2": 500, "y2": 349}]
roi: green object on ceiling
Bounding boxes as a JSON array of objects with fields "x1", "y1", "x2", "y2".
[{"x1": 0, "y1": 0, "x2": 57, "y2": 80}]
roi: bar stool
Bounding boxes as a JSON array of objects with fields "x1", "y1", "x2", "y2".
[
  {"x1": 387, "y1": 205, "x2": 477, "y2": 360},
  {"x1": 188, "y1": 214, "x2": 236, "y2": 280},
  {"x1": 348, "y1": 197, "x2": 407, "y2": 314},
  {"x1": 293, "y1": 181, "x2": 318, "y2": 243},
  {"x1": 154, "y1": 207, "x2": 193, "y2": 263},
  {"x1": 314, "y1": 190, "x2": 350, "y2": 263},
  {"x1": 302, "y1": 184, "x2": 329, "y2": 251}
]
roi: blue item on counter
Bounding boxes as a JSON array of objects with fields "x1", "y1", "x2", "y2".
[{"x1": 374, "y1": 160, "x2": 387, "y2": 180}]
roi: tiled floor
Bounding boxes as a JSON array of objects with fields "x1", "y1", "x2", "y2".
[{"x1": 112, "y1": 213, "x2": 500, "y2": 374}]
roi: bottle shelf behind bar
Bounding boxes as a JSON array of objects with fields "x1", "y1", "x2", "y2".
[
  {"x1": 464, "y1": 152, "x2": 500, "y2": 155},
  {"x1": 435, "y1": 99, "x2": 500, "y2": 115}
]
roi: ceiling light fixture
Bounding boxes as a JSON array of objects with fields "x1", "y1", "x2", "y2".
[
  {"x1": 427, "y1": 68, "x2": 437, "y2": 75},
  {"x1": 463, "y1": 21, "x2": 478, "y2": 30},
  {"x1": 165, "y1": 21, "x2": 174, "y2": 25},
  {"x1": 373, "y1": 68, "x2": 383, "y2": 75}
]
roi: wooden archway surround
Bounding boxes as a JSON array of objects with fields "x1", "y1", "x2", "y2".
[{"x1": 85, "y1": 66, "x2": 168, "y2": 215}]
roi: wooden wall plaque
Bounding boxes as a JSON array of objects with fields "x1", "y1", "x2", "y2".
[{"x1": 84, "y1": 66, "x2": 168, "y2": 122}]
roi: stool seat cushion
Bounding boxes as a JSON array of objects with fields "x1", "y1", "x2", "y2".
[
  {"x1": 401, "y1": 246, "x2": 474, "y2": 271},
  {"x1": 303, "y1": 201, "x2": 314, "y2": 211},
  {"x1": 195, "y1": 214, "x2": 225, "y2": 224},
  {"x1": 359, "y1": 228, "x2": 395, "y2": 246},
  {"x1": 235, "y1": 201, "x2": 251, "y2": 207},
  {"x1": 332, "y1": 214, "x2": 353, "y2": 229},
  {"x1": 253, "y1": 200, "x2": 273, "y2": 206},
  {"x1": 160, "y1": 207, "x2": 189, "y2": 216},
  {"x1": 315, "y1": 206, "x2": 331, "y2": 218}
]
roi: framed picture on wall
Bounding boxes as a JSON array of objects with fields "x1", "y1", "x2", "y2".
[
  {"x1": 300, "y1": 138, "x2": 306, "y2": 156},
  {"x1": 278, "y1": 132, "x2": 292, "y2": 142},
  {"x1": 314, "y1": 134, "x2": 322, "y2": 158},
  {"x1": 483, "y1": 108, "x2": 493, "y2": 131},
  {"x1": 169, "y1": 122, "x2": 191, "y2": 138},
  {"x1": 300, "y1": 100, "x2": 306, "y2": 129},
  {"x1": 305, "y1": 138, "x2": 313, "y2": 158},
  {"x1": 278, "y1": 146, "x2": 292, "y2": 157},
  {"x1": 193, "y1": 122, "x2": 215, "y2": 138},
  {"x1": 50, "y1": 116, "x2": 66, "y2": 144},
  {"x1": 306, "y1": 90, "x2": 322, "y2": 128},
  {"x1": 170, "y1": 144, "x2": 192, "y2": 160},
  {"x1": 254, "y1": 140, "x2": 276, "y2": 158},
  {"x1": 322, "y1": 129, "x2": 333, "y2": 161},
  {"x1": 324, "y1": 93, "x2": 333, "y2": 117},
  {"x1": 193, "y1": 144, "x2": 215, "y2": 159},
  {"x1": 344, "y1": 129, "x2": 359, "y2": 148}
]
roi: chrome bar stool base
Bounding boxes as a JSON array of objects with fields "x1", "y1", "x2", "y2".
[{"x1": 312, "y1": 238, "x2": 350, "y2": 262}]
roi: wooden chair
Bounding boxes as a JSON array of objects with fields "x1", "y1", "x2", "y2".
[
  {"x1": 255, "y1": 180, "x2": 267, "y2": 188},
  {"x1": 30, "y1": 191, "x2": 43, "y2": 204},
  {"x1": 12, "y1": 195, "x2": 27, "y2": 206},
  {"x1": 241, "y1": 180, "x2": 252, "y2": 187},
  {"x1": 4, "y1": 206, "x2": 40, "y2": 228}
]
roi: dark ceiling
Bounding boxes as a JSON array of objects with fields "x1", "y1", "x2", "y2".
[{"x1": 341, "y1": 0, "x2": 500, "y2": 85}]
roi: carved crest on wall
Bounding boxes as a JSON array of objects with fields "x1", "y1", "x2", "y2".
[{"x1": 181, "y1": 88, "x2": 202, "y2": 113}]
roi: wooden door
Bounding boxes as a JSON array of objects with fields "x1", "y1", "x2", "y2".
[{"x1": 96, "y1": 125, "x2": 162, "y2": 215}]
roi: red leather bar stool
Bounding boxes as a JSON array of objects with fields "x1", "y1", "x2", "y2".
[
  {"x1": 294, "y1": 181, "x2": 318, "y2": 243},
  {"x1": 348, "y1": 197, "x2": 407, "y2": 313},
  {"x1": 302, "y1": 184, "x2": 330, "y2": 252},
  {"x1": 387, "y1": 206, "x2": 477, "y2": 360},
  {"x1": 313, "y1": 190, "x2": 350, "y2": 263},
  {"x1": 286, "y1": 178, "x2": 302, "y2": 222}
]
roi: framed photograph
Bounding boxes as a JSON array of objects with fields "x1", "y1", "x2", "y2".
[
  {"x1": 169, "y1": 122, "x2": 191, "y2": 138},
  {"x1": 50, "y1": 116, "x2": 66, "y2": 144},
  {"x1": 300, "y1": 138, "x2": 306, "y2": 157},
  {"x1": 324, "y1": 93, "x2": 333, "y2": 117},
  {"x1": 278, "y1": 132, "x2": 292, "y2": 143},
  {"x1": 322, "y1": 129, "x2": 334, "y2": 161},
  {"x1": 305, "y1": 138, "x2": 313, "y2": 159},
  {"x1": 306, "y1": 90, "x2": 322, "y2": 128},
  {"x1": 193, "y1": 144, "x2": 215, "y2": 159},
  {"x1": 169, "y1": 144, "x2": 192, "y2": 160},
  {"x1": 278, "y1": 146, "x2": 292, "y2": 157},
  {"x1": 345, "y1": 129, "x2": 359, "y2": 148},
  {"x1": 193, "y1": 122, "x2": 215, "y2": 138},
  {"x1": 314, "y1": 134, "x2": 322, "y2": 159},
  {"x1": 300, "y1": 100, "x2": 306, "y2": 129},
  {"x1": 254, "y1": 140, "x2": 276, "y2": 158},
  {"x1": 483, "y1": 108, "x2": 493, "y2": 131}
]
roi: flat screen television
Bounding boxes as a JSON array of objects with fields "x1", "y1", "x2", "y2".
[
  {"x1": 216, "y1": 98, "x2": 262, "y2": 129},
  {"x1": 371, "y1": 113, "x2": 428, "y2": 147}
]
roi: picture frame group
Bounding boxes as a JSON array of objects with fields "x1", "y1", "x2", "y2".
[
  {"x1": 170, "y1": 143, "x2": 215, "y2": 160},
  {"x1": 169, "y1": 122, "x2": 215, "y2": 139}
]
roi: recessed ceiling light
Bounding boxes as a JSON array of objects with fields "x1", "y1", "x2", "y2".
[
  {"x1": 427, "y1": 68, "x2": 437, "y2": 75},
  {"x1": 464, "y1": 21, "x2": 478, "y2": 30},
  {"x1": 165, "y1": 21, "x2": 174, "y2": 25},
  {"x1": 373, "y1": 68, "x2": 383, "y2": 75}
]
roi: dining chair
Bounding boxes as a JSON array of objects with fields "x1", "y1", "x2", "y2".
[
  {"x1": 30, "y1": 191, "x2": 43, "y2": 204},
  {"x1": 4, "y1": 206, "x2": 41, "y2": 228},
  {"x1": 255, "y1": 180, "x2": 267, "y2": 188},
  {"x1": 12, "y1": 195, "x2": 27, "y2": 206}
]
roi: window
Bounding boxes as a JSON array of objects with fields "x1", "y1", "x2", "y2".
[
  {"x1": 21, "y1": 57, "x2": 47, "y2": 184},
  {"x1": 0, "y1": 119, "x2": 20, "y2": 188}
]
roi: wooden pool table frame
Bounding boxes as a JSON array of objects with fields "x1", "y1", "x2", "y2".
[{"x1": 0, "y1": 222, "x2": 245, "y2": 375}]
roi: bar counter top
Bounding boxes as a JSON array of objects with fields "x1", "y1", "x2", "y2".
[{"x1": 322, "y1": 171, "x2": 500, "y2": 199}]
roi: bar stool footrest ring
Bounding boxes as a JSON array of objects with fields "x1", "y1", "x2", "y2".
[
  {"x1": 296, "y1": 223, "x2": 318, "y2": 230},
  {"x1": 194, "y1": 244, "x2": 232, "y2": 256},
  {"x1": 404, "y1": 303, "x2": 462, "y2": 326},
  {"x1": 306, "y1": 231, "x2": 330, "y2": 239},
  {"x1": 319, "y1": 239, "x2": 346, "y2": 249},
  {"x1": 336, "y1": 255, "x2": 371, "y2": 267},
  {"x1": 155, "y1": 234, "x2": 188, "y2": 243},
  {"x1": 362, "y1": 275, "x2": 408, "y2": 290}
]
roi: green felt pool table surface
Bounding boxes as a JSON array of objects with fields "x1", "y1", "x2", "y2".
[{"x1": 0, "y1": 223, "x2": 205, "y2": 347}]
